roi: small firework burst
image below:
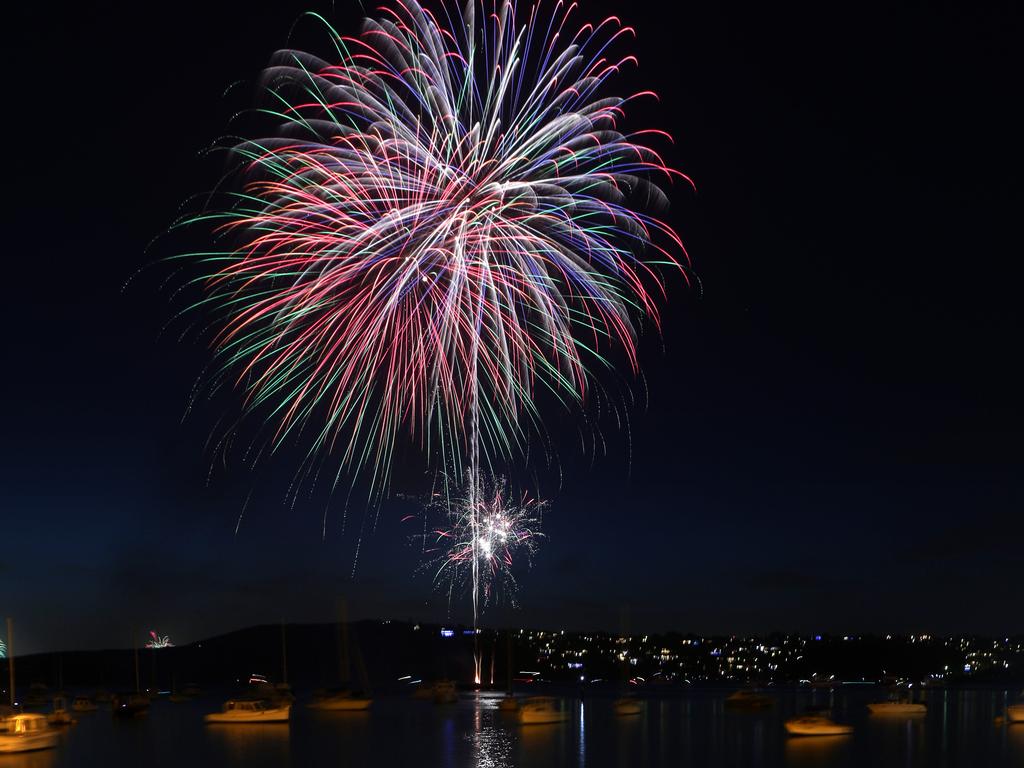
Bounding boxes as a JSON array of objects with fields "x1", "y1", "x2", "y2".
[
  {"x1": 145, "y1": 631, "x2": 174, "y2": 649},
  {"x1": 416, "y1": 474, "x2": 547, "y2": 610}
]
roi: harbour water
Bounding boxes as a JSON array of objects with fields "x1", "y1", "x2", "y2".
[{"x1": 3, "y1": 687, "x2": 1022, "y2": 767}]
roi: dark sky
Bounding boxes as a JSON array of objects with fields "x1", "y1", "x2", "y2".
[{"x1": 4, "y1": 0, "x2": 1022, "y2": 654}]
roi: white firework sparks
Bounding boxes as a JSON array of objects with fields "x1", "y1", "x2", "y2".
[{"x1": 416, "y1": 474, "x2": 547, "y2": 610}]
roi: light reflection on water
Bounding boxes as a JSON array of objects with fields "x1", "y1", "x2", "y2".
[
  {"x1": 783, "y1": 734, "x2": 853, "y2": 768},
  {"x1": 467, "y1": 710, "x2": 514, "y2": 768},
  {"x1": 1008, "y1": 723, "x2": 1024, "y2": 753},
  {"x1": 579, "y1": 701, "x2": 586, "y2": 768},
  {"x1": 0, "y1": 750, "x2": 58, "y2": 768},
  {"x1": 15, "y1": 688, "x2": 1023, "y2": 767},
  {"x1": 206, "y1": 722, "x2": 291, "y2": 767}
]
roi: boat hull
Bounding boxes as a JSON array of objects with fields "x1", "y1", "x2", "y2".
[
  {"x1": 785, "y1": 718, "x2": 853, "y2": 736},
  {"x1": 868, "y1": 702, "x2": 926, "y2": 715},
  {"x1": 205, "y1": 709, "x2": 291, "y2": 724},
  {"x1": 0, "y1": 732, "x2": 59, "y2": 753},
  {"x1": 518, "y1": 699, "x2": 569, "y2": 725}
]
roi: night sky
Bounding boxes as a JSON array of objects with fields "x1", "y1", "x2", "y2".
[{"x1": 5, "y1": 0, "x2": 1021, "y2": 654}]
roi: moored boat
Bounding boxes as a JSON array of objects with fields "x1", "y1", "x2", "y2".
[
  {"x1": 204, "y1": 699, "x2": 291, "y2": 724},
  {"x1": 785, "y1": 715, "x2": 853, "y2": 736},
  {"x1": 518, "y1": 696, "x2": 568, "y2": 725},
  {"x1": 0, "y1": 714, "x2": 58, "y2": 753}
]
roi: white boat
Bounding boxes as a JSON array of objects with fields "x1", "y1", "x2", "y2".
[
  {"x1": 785, "y1": 715, "x2": 853, "y2": 736},
  {"x1": 308, "y1": 691, "x2": 372, "y2": 711},
  {"x1": 1008, "y1": 703, "x2": 1024, "y2": 723},
  {"x1": 868, "y1": 701, "x2": 927, "y2": 715},
  {"x1": 204, "y1": 700, "x2": 291, "y2": 724},
  {"x1": 613, "y1": 697, "x2": 643, "y2": 716},
  {"x1": 432, "y1": 680, "x2": 458, "y2": 704},
  {"x1": 71, "y1": 697, "x2": 97, "y2": 713},
  {"x1": 0, "y1": 714, "x2": 59, "y2": 753},
  {"x1": 518, "y1": 697, "x2": 568, "y2": 725},
  {"x1": 725, "y1": 689, "x2": 773, "y2": 709}
]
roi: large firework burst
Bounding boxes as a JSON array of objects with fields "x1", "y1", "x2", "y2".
[{"x1": 177, "y1": 0, "x2": 689, "y2": 494}]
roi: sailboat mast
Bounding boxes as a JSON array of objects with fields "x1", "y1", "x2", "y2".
[{"x1": 6, "y1": 618, "x2": 14, "y2": 708}]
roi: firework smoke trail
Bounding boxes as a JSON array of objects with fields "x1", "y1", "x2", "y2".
[{"x1": 177, "y1": 0, "x2": 689, "y2": 676}]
